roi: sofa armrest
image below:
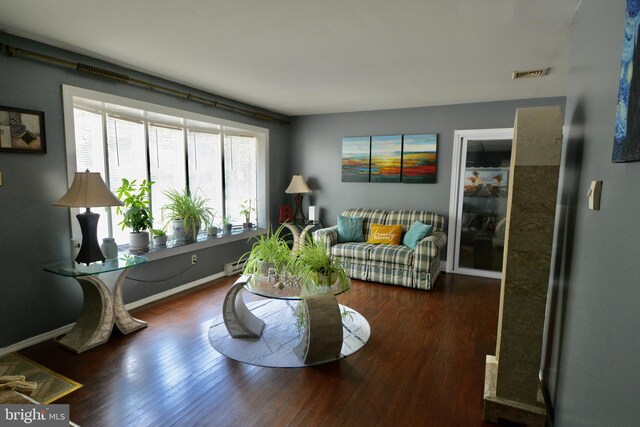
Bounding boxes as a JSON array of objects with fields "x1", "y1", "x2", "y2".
[
  {"x1": 414, "y1": 231, "x2": 447, "y2": 270},
  {"x1": 314, "y1": 226, "x2": 339, "y2": 253}
]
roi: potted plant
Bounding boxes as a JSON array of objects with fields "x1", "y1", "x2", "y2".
[
  {"x1": 222, "y1": 215, "x2": 233, "y2": 234},
  {"x1": 240, "y1": 225, "x2": 292, "y2": 276},
  {"x1": 162, "y1": 188, "x2": 215, "y2": 242},
  {"x1": 239, "y1": 198, "x2": 255, "y2": 229},
  {"x1": 115, "y1": 178, "x2": 154, "y2": 252},
  {"x1": 293, "y1": 236, "x2": 350, "y2": 293},
  {"x1": 152, "y1": 228, "x2": 167, "y2": 246},
  {"x1": 204, "y1": 210, "x2": 219, "y2": 236}
]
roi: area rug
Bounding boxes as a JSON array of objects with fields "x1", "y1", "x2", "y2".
[
  {"x1": 209, "y1": 299, "x2": 370, "y2": 368},
  {"x1": 0, "y1": 353, "x2": 82, "y2": 403}
]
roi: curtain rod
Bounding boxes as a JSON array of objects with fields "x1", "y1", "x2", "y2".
[{"x1": 0, "y1": 42, "x2": 290, "y2": 125}]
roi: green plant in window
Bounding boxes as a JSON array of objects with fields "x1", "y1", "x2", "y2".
[
  {"x1": 151, "y1": 228, "x2": 166, "y2": 238},
  {"x1": 115, "y1": 178, "x2": 154, "y2": 233},
  {"x1": 162, "y1": 188, "x2": 215, "y2": 240},
  {"x1": 239, "y1": 198, "x2": 256, "y2": 224}
]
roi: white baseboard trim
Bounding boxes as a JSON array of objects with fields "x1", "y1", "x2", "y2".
[{"x1": 0, "y1": 271, "x2": 226, "y2": 357}]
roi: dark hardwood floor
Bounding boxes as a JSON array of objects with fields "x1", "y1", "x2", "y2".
[{"x1": 21, "y1": 273, "x2": 501, "y2": 427}]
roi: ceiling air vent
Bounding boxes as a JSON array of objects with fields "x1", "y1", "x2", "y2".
[{"x1": 512, "y1": 68, "x2": 550, "y2": 80}]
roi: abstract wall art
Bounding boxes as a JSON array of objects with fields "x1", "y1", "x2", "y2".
[
  {"x1": 341, "y1": 133, "x2": 438, "y2": 183},
  {"x1": 370, "y1": 135, "x2": 402, "y2": 183},
  {"x1": 0, "y1": 106, "x2": 46, "y2": 154},
  {"x1": 401, "y1": 133, "x2": 438, "y2": 183},
  {"x1": 613, "y1": 0, "x2": 640, "y2": 162},
  {"x1": 341, "y1": 136, "x2": 371, "y2": 182}
]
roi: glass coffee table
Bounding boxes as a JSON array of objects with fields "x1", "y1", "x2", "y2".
[
  {"x1": 44, "y1": 253, "x2": 147, "y2": 353},
  {"x1": 219, "y1": 274, "x2": 363, "y2": 365}
]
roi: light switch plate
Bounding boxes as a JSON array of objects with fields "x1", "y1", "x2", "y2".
[{"x1": 587, "y1": 180, "x2": 602, "y2": 210}]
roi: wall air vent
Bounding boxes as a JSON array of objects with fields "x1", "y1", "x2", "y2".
[{"x1": 512, "y1": 68, "x2": 550, "y2": 80}]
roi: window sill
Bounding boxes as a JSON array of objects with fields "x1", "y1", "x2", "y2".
[{"x1": 124, "y1": 228, "x2": 266, "y2": 262}]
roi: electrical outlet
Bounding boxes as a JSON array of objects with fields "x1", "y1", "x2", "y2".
[{"x1": 191, "y1": 254, "x2": 197, "y2": 265}]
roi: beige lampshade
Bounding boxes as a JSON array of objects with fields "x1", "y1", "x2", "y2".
[
  {"x1": 53, "y1": 171, "x2": 123, "y2": 208},
  {"x1": 285, "y1": 175, "x2": 312, "y2": 194}
]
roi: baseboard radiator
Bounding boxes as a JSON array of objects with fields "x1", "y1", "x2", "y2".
[{"x1": 224, "y1": 260, "x2": 246, "y2": 276}]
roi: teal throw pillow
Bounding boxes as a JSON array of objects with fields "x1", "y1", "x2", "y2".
[
  {"x1": 337, "y1": 215, "x2": 364, "y2": 243},
  {"x1": 402, "y1": 221, "x2": 433, "y2": 249}
]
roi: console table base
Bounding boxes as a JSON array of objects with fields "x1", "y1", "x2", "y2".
[{"x1": 57, "y1": 271, "x2": 147, "y2": 354}]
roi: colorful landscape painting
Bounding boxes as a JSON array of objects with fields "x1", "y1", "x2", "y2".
[
  {"x1": 613, "y1": 0, "x2": 640, "y2": 162},
  {"x1": 370, "y1": 135, "x2": 402, "y2": 182},
  {"x1": 401, "y1": 134, "x2": 437, "y2": 183},
  {"x1": 342, "y1": 136, "x2": 371, "y2": 182}
]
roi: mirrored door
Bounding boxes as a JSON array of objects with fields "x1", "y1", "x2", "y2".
[{"x1": 448, "y1": 129, "x2": 513, "y2": 279}]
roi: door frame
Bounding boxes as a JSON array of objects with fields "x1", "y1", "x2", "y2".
[{"x1": 446, "y1": 128, "x2": 513, "y2": 278}]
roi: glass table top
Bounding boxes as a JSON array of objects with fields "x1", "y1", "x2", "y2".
[
  {"x1": 242, "y1": 274, "x2": 351, "y2": 301},
  {"x1": 44, "y1": 253, "x2": 147, "y2": 277}
]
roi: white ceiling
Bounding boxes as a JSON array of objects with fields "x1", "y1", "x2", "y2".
[{"x1": 0, "y1": 0, "x2": 581, "y2": 116}]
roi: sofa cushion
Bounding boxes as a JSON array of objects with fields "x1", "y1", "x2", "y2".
[
  {"x1": 402, "y1": 221, "x2": 433, "y2": 249},
  {"x1": 331, "y1": 242, "x2": 376, "y2": 260},
  {"x1": 337, "y1": 215, "x2": 364, "y2": 243},
  {"x1": 367, "y1": 224, "x2": 403, "y2": 245},
  {"x1": 341, "y1": 208, "x2": 388, "y2": 240},
  {"x1": 369, "y1": 244, "x2": 414, "y2": 265}
]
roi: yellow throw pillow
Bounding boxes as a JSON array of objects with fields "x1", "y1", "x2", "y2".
[{"x1": 367, "y1": 224, "x2": 403, "y2": 245}]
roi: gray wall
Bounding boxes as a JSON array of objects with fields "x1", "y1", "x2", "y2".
[
  {"x1": 290, "y1": 98, "x2": 565, "y2": 227},
  {"x1": 543, "y1": 1, "x2": 640, "y2": 425},
  {"x1": 0, "y1": 32, "x2": 291, "y2": 348}
]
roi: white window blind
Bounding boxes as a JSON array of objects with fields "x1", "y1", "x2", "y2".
[
  {"x1": 73, "y1": 108, "x2": 110, "y2": 239},
  {"x1": 106, "y1": 115, "x2": 146, "y2": 244},
  {"x1": 149, "y1": 124, "x2": 187, "y2": 228},
  {"x1": 188, "y1": 130, "x2": 223, "y2": 226},
  {"x1": 224, "y1": 135, "x2": 257, "y2": 224}
]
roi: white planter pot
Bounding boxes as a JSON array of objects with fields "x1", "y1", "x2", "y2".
[
  {"x1": 153, "y1": 235, "x2": 167, "y2": 246},
  {"x1": 172, "y1": 219, "x2": 199, "y2": 242},
  {"x1": 129, "y1": 231, "x2": 150, "y2": 252}
]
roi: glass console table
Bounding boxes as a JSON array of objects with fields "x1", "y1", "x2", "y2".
[
  {"x1": 222, "y1": 274, "x2": 351, "y2": 365},
  {"x1": 44, "y1": 254, "x2": 147, "y2": 353}
]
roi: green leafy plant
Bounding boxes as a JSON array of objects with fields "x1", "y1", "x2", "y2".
[
  {"x1": 222, "y1": 215, "x2": 232, "y2": 227},
  {"x1": 162, "y1": 188, "x2": 215, "y2": 240},
  {"x1": 239, "y1": 198, "x2": 256, "y2": 224},
  {"x1": 293, "y1": 236, "x2": 350, "y2": 292},
  {"x1": 240, "y1": 224, "x2": 292, "y2": 275},
  {"x1": 115, "y1": 178, "x2": 154, "y2": 233},
  {"x1": 152, "y1": 228, "x2": 166, "y2": 238}
]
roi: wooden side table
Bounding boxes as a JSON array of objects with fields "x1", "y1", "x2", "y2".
[{"x1": 44, "y1": 253, "x2": 147, "y2": 353}]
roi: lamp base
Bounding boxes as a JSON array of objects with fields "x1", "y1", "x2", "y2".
[
  {"x1": 76, "y1": 209, "x2": 105, "y2": 265},
  {"x1": 292, "y1": 193, "x2": 305, "y2": 223}
]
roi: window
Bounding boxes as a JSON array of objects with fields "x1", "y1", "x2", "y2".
[{"x1": 62, "y1": 86, "x2": 268, "y2": 245}]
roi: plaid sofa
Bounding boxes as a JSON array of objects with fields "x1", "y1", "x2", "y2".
[{"x1": 314, "y1": 208, "x2": 447, "y2": 290}]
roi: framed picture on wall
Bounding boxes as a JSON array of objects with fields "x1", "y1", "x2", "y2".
[
  {"x1": 613, "y1": 1, "x2": 640, "y2": 162},
  {"x1": 0, "y1": 106, "x2": 46, "y2": 154}
]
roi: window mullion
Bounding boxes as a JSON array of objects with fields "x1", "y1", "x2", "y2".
[{"x1": 101, "y1": 109, "x2": 114, "y2": 238}]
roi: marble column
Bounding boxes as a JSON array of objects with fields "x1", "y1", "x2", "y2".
[{"x1": 484, "y1": 106, "x2": 563, "y2": 426}]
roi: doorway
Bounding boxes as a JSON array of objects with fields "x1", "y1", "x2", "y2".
[{"x1": 447, "y1": 129, "x2": 513, "y2": 279}]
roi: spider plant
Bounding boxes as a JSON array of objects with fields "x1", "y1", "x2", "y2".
[
  {"x1": 240, "y1": 224, "x2": 292, "y2": 276},
  {"x1": 292, "y1": 235, "x2": 350, "y2": 292}
]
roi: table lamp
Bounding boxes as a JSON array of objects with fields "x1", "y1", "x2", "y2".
[
  {"x1": 285, "y1": 175, "x2": 312, "y2": 222},
  {"x1": 54, "y1": 170, "x2": 123, "y2": 265}
]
